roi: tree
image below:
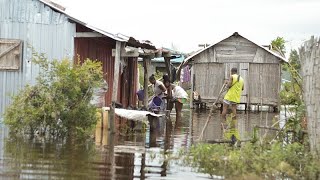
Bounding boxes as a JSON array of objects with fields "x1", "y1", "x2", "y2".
[
  {"x1": 288, "y1": 49, "x2": 301, "y2": 72},
  {"x1": 280, "y1": 49, "x2": 303, "y2": 104},
  {"x1": 4, "y1": 53, "x2": 103, "y2": 138},
  {"x1": 270, "y1": 37, "x2": 305, "y2": 143},
  {"x1": 271, "y1": 37, "x2": 286, "y2": 57}
]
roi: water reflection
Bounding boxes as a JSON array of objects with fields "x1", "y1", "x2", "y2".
[
  {"x1": 191, "y1": 109, "x2": 278, "y2": 142},
  {"x1": 0, "y1": 133, "x2": 101, "y2": 179},
  {"x1": 0, "y1": 109, "x2": 279, "y2": 179}
]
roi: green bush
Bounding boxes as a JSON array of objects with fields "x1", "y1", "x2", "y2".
[
  {"x1": 4, "y1": 53, "x2": 103, "y2": 138},
  {"x1": 183, "y1": 142, "x2": 320, "y2": 179}
]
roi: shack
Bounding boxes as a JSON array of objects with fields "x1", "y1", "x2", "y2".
[
  {"x1": 178, "y1": 32, "x2": 287, "y2": 110},
  {"x1": 0, "y1": 0, "x2": 164, "y2": 120}
]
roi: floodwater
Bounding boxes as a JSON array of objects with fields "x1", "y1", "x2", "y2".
[{"x1": 0, "y1": 108, "x2": 280, "y2": 179}]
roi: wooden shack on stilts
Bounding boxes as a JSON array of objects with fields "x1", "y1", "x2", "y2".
[{"x1": 178, "y1": 32, "x2": 287, "y2": 112}]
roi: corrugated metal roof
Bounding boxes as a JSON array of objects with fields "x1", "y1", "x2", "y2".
[
  {"x1": 40, "y1": 0, "x2": 160, "y2": 48},
  {"x1": 182, "y1": 32, "x2": 288, "y2": 65},
  {"x1": 39, "y1": 0, "x2": 127, "y2": 42}
]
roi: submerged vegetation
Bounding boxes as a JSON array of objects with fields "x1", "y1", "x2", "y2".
[
  {"x1": 4, "y1": 53, "x2": 103, "y2": 138},
  {"x1": 183, "y1": 142, "x2": 320, "y2": 179}
]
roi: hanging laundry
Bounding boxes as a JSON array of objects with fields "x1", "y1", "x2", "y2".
[{"x1": 181, "y1": 65, "x2": 191, "y2": 83}]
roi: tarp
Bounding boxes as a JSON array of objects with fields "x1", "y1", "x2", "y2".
[{"x1": 115, "y1": 108, "x2": 164, "y2": 124}]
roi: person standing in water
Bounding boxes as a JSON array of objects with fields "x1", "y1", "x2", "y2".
[
  {"x1": 221, "y1": 67, "x2": 244, "y2": 121},
  {"x1": 163, "y1": 75, "x2": 188, "y2": 122}
]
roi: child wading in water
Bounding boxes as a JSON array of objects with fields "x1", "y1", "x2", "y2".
[{"x1": 162, "y1": 75, "x2": 188, "y2": 122}]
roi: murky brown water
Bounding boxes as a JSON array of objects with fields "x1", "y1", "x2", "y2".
[{"x1": 0, "y1": 109, "x2": 279, "y2": 179}]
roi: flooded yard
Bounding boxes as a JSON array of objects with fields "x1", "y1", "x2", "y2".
[{"x1": 0, "y1": 109, "x2": 279, "y2": 179}]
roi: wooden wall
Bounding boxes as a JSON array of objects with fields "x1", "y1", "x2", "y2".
[
  {"x1": 300, "y1": 36, "x2": 320, "y2": 154},
  {"x1": 191, "y1": 35, "x2": 282, "y2": 106},
  {"x1": 249, "y1": 63, "x2": 280, "y2": 106},
  {"x1": 193, "y1": 63, "x2": 224, "y2": 102}
]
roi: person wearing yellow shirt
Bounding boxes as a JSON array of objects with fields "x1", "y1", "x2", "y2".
[{"x1": 221, "y1": 68, "x2": 244, "y2": 121}]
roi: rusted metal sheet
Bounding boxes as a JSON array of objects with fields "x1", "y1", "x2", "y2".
[
  {"x1": 74, "y1": 36, "x2": 115, "y2": 107},
  {"x1": 74, "y1": 35, "x2": 138, "y2": 108},
  {"x1": 121, "y1": 57, "x2": 138, "y2": 108}
]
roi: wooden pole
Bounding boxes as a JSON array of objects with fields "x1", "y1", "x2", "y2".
[
  {"x1": 161, "y1": 110, "x2": 171, "y2": 176},
  {"x1": 206, "y1": 139, "x2": 252, "y2": 144},
  {"x1": 109, "y1": 41, "x2": 121, "y2": 133},
  {"x1": 198, "y1": 84, "x2": 226, "y2": 141},
  {"x1": 164, "y1": 57, "x2": 172, "y2": 110},
  {"x1": 164, "y1": 57, "x2": 171, "y2": 81},
  {"x1": 143, "y1": 57, "x2": 150, "y2": 108},
  {"x1": 190, "y1": 67, "x2": 194, "y2": 109},
  {"x1": 107, "y1": 133, "x2": 115, "y2": 179}
]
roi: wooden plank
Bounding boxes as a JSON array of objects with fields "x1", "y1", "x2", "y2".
[
  {"x1": 193, "y1": 63, "x2": 224, "y2": 101},
  {"x1": 218, "y1": 41, "x2": 257, "y2": 48},
  {"x1": 249, "y1": 76, "x2": 279, "y2": 106},
  {"x1": 216, "y1": 54, "x2": 255, "y2": 59},
  {"x1": 0, "y1": 40, "x2": 22, "y2": 70},
  {"x1": 216, "y1": 57, "x2": 255, "y2": 63},
  {"x1": 162, "y1": 51, "x2": 172, "y2": 58},
  {"x1": 239, "y1": 63, "x2": 249, "y2": 103},
  {"x1": 259, "y1": 64, "x2": 263, "y2": 109},
  {"x1": 75, "y1": 32, "x2": 104, "y2": 38},
  {"x1": 0, "y1": 42, "x2": 20, "y2": 58},
  {"x1": 112, "y1": 48, "x2": 139, "y2": 57},
  {"x1": 253, "y1": 48, "x2": 264, "y2": 63},
  {"x1": 213, "y1": 47, "x2": 217, "y2": 62},
  {"x1": 0, "y1": 66, "x2": 19, "y2": 69},
  {"x1": 0, "y1": 39, "x2": 21, "y2": 44},
  {"x1": 264, "y1": 52, "x2": 281, "y2": 63}
]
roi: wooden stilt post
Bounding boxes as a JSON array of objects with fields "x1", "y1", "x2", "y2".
[
  {"x1": 164, "y1": 57, "x2": 172, "y2": 110},
  {"x1": 109, "y1": 41, "x2": 121, "y2": 133},
  {"x1": 190, "y1": 68, "x2": 195, "y2": 109},
  {"x1": 143, "y1": 57, "x2": 150, "y2": 108},
  {"x1": 164, "y1": 57, "x2": 171, "y2": 80},
  {"x1": 161, "y1": 110, "x2": 171, "y2": 176}
]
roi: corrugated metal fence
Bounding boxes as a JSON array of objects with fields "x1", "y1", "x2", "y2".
[{"x1": 0, "y1": 0, "x2": 75, "y2": 119}]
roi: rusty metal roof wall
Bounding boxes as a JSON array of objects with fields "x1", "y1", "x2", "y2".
[{"x1": 0, "y1": 0, "x2": 76, "y2": 119}]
